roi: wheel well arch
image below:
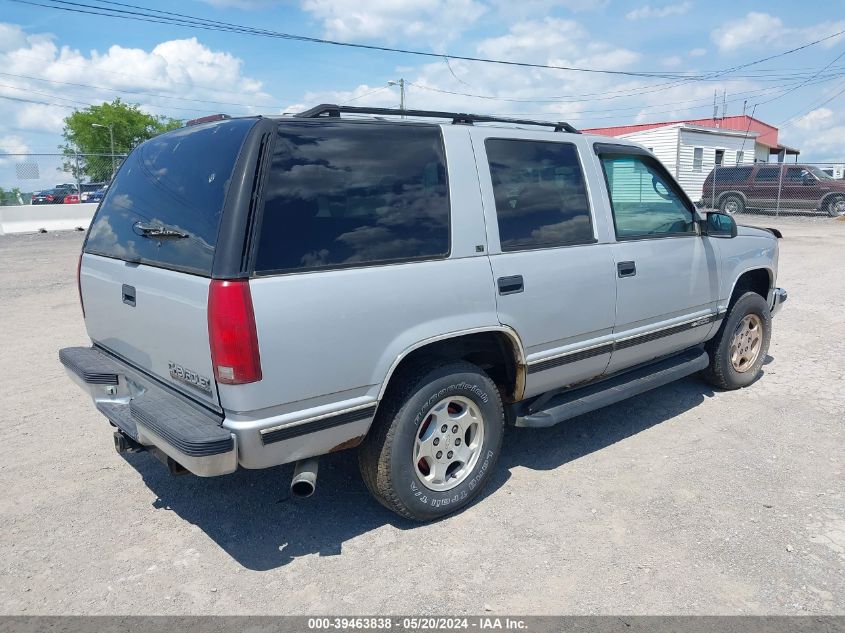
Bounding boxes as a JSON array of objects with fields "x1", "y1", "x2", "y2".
[
  {"x1": 729, "y1": 268, "x2": 771, "y2": 308},
  {"x1": 717, "y1": 190, "x2": 747, "y2": 206},
  {"x1": 820, "y1": 191, "x2": 845, "y2": 208},
  {"x1": 376, "y1": 328, "x2": 526, "y2": 406}
]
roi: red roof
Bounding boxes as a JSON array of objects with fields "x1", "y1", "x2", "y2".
[{"x1": 584, "y1": 115, "x2": 779, "y2": 149}]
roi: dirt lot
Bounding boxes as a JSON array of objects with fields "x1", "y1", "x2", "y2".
[{"x1": 0, "y1": 216, "x2": 842, "y2": 615}]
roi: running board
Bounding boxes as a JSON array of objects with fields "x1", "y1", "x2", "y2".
[{"x1": 515, "y1": 348, "x2": 709, "y2": 428}]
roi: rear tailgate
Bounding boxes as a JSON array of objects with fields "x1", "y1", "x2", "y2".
[{"x1": 80, "y1": 118, "x2": 258, "y2": 406}]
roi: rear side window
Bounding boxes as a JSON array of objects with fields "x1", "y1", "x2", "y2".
[
  {"x1": 85, "y1": 119, "x2": 255, "y2": 275},
  {"x1": 485, "y1": 139, "x2": 594, "y2": 251},
  {"x1": 755, "y1": 166, "x2": 780, "y2": 182},
  {"x1": 254, "y1": 122, "x2": 450, "y2": 274},
  {"x1": 719, "y1": 166, "x2": 752, "y2": 184}
]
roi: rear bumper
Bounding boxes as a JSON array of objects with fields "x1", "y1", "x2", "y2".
[
  {"x1": 60, "y1": 345, "x2": 376, "y2": 475},
  {"x1": 769, "y1": 287, "x2": 788, "y2": 317},
  {"x1": 59, "y1": 346, "x2": 237, "y2": 476}
]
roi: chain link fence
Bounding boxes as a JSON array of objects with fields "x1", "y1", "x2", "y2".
[
  {"x1": 0, "y1": 153, "x2": 127, "y2": 205},
  {"x1": 661, "y1": 158, "x2": 845, "y2": 218}
]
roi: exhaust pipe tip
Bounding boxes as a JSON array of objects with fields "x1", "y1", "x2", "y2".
[{"x1": 290, "y1": 457, "x2": 319, "y2": 498}]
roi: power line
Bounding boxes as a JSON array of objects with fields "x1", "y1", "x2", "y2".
[{"x1": 12, "y1": 0, "x2": 845, "y2": 82}]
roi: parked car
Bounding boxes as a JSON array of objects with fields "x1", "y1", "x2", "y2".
[
  {"x1": 60, "y1": 106, "x2": 787, "y2": 521},
  {"x1": 31, "y1": 188, "x2": 69, "y2": 204},
  {"x1": 63, "y1": 193, "x2": 80, "y2": 204},
  {"x1": 86, "y1": 187, "x2": 107, "y2": 204},
  {"x1": 80, "y1": 182, "x2": 107, "y2": 202},
  {"x1": 702, "y1": 163, "x2": 845, "y2": 216}
]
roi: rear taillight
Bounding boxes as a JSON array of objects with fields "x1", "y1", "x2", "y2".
[
  {"x1": 76, "y1": 253, "x2": 85, "y2": 318},
  {"x1": 208, "y1": 280, "x2": 262, "y2": 385},
  {"x1": 46, "y1": 194, "x2": 53, "y2": 201}
]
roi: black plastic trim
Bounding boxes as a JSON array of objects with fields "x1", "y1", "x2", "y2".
[
  {"x1": 299, "y1": 104, "x2": 579, "y2": 133},
  {"x1": 130, "y1": 392, "x2": 231, "y2": 457},
  {"x1": 261, "y1": 404, "x2": 377, "y2": 445},
  {"x1": 527, "y1": 343, "x2": 613, "y2": 375},
  {"x1": 526, "y1": 314, "x2": 718, "y2": 374},
  {"x1": 59, "y1": 347, "x2": 120, "y2": 385},
  {"x1": 212, "y1": 117, "x2": 272, "y2": 279}
]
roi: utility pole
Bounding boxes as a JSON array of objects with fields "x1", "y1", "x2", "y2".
[
  {"x1": 92, "y1": 123, "x2": 116, "y2": 180},
  {"x1": 713, "y1": 90, "x2": 718, "y2": 121},
  {"x1": 721, "y1": 88, "x2": 727, "y2": 119},
  {"x1": 388, "y1": 78, "x2": 406, "y2": 116}
]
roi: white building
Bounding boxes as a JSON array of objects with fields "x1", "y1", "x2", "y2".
[{"x1": 585, "y1": 116, "x2": 800, "y2": 201}]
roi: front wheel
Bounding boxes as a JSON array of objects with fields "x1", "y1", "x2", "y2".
[
  {"x1": 703, "y1": 292, "x2": 772, "y2": 390},
  {"x1": 826, "y1": 195, "x2": 845, "y2": 217},
  {"x1": 359, "y1": 361, "x2": 504, "y2": 521}
]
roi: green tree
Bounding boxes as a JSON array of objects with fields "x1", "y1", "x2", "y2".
[{"x1": 61, "y1": 99, "x2": 181, "y2": 182}]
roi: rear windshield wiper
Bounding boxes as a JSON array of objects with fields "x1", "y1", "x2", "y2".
[{"x1": 133, "y1": 222, "x2": 190, "y2": 240}]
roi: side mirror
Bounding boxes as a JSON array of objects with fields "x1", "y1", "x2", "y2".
[{"x1": 703, "y1": 211, "x2": 737, "y2": 238}]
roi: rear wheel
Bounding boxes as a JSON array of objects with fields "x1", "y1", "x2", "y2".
[
  {"x1": 720, "y1": 194, "x2": 744, "y2": 215},
  {"x1": 826, "y1": 195, "x2": 845, "y2": 217},
  {"x1": 703, "y1": 292, "x2": 771, "y2": 390},
  {"x1": 359, "y1": 361, "x2": 504, "y2": 521}
]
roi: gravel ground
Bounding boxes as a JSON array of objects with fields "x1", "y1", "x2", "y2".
[{"x1": 0, "y1": 216, "x2": 842, "y2": 615}]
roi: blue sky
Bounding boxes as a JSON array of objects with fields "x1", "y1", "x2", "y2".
[{"x1": 0, "y1": 0, "x2": 844, "y2": 189}]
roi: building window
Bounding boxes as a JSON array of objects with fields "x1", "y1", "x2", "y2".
[
  {"x1": 736, "y1": 150, "x2": 744, "y2": 164},
  {"x1": 715, "y1": 149, "x2": 725, "y2": 166},
  {"x1": 693, "y1": 147, "x2": 703, "y2": 172}
]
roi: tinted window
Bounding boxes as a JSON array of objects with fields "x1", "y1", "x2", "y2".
[
  {"x1": 485, "y1": 139, "x2": 593, "y2": 251},
  {"x1": 719, "y1": 166, "x2": 752, "y2": 184},
  {"x1": 784, "y1": 167, "x2": 811, "y2": 182},
  {"x1": 254, "y1": 122, "x2": 449, "y2": 273},
  {"x1": 755, "y1": 166, "x2": 780, "y2": 182},
  {"x1": 85, "y1": 119, "x2": 255, "y2": 275},
  {"x1": 601, "y1": 154, "x2": 695, "y2": 239}
]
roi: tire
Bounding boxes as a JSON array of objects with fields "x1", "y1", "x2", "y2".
[
  {"x1": 359, "y1": 360, "x2": 504, "y2": 521},
  {"x1": 826, "y1": 194, "x2": 845, "y2": 217},
  {"x1": 720, "y1": 194, "x2": 744, "y2": 215},
  {"x1": 703, "y1": 292, "x2": 771, "y2": 390}
]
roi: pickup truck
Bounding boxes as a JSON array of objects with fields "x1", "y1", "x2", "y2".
[{"x1": 60, "y1": 105, "x2": 787, "y2": 521}]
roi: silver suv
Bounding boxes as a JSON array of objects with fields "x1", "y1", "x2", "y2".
[{"x1": 60, "y1": 105, "x2": 787, "y2": 521}]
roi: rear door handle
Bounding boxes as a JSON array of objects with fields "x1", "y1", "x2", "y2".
[
  {"x1": 617, "y1": 261, "x2": 636, "y2": 278},
  {"x1": 497, "y1": 275, "x2": 524, "y2": 295},
  {"x1": 122, "y1": 284, "x2": 136, "y2": 307}
]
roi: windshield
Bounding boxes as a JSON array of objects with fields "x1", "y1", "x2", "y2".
[{"x1": 807, "y1": 166, "x2": 833, "y2": 180}]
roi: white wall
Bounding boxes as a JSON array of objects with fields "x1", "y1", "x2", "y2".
[
  {"x1": 0, "y1": 203, "x2": 97, "y2": 235},
  {"x1": 677, "y1": 129, "x2": 756, "y2": 201},
  {"x1": 618, "y1": 125, "x2": 681, "y2": 176}
]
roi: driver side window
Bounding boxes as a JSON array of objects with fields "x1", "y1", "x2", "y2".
[{"x1": 601, "y1": 154, "x2": 696, "y2": 239}]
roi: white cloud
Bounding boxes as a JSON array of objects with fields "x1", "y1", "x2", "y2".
[
  {"x1": 689, "y1": 47, "x2": 707, "y2": 57},
  {"x1": 626, "y1": 2, "x2": 691, "y2": 20},
  {"x1": 489, "y1": 0, "x2": 609, "y2": 17},
  {"x1": 0, "y1": 135, "x2": 30, "y2": 165},
  {"x1": 662, "y1": 55, "x2": 683, "y2": 68},
  {"x1": 712, "y1": 12, "x2": 845, "y2": 52},
  {"x1": 0, "y1": 23, "x2": 272, "y2": 140},
  {"x1": 793, "y1": 107, "x2": 834, "y2": 131},
  {"x1": 300, "y1": 0, "x2": 486, "y2": 47},
  {"x1": 292, "y1": 17, "x2": 644, "y2": 127}
]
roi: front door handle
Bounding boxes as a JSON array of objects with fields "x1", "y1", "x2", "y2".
[
  {"x1": 497, "y1": 275, "x2": 524, "y2": 295},
  {"x1": 617, "y1": 261, "x2": 637, "y2": 278}
]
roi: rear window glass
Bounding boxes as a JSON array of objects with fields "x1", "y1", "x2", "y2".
[
  {"x1": 84, "y1": 119, "x2": 255, "y2": 275},
  {"x1": 254, "y1": 121, "x2": 450, "y2": 274}
]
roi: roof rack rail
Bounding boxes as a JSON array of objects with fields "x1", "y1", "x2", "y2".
[{"x1": 297, "y1": 104, "x2": 579, "y2": 134}]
